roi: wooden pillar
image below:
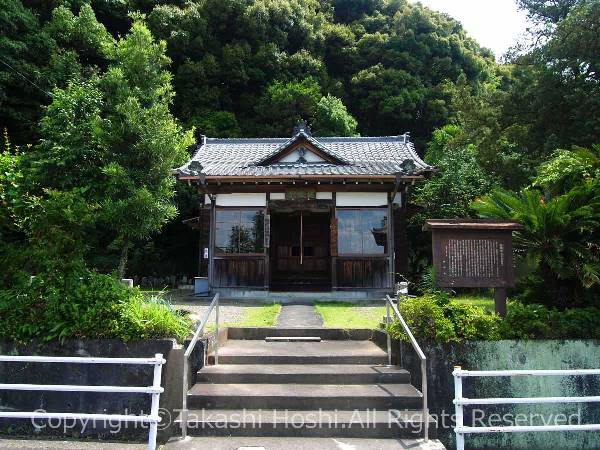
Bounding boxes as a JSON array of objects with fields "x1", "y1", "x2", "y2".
[
  {"x1": 494, "y1": 287, "x2": 507, "y2": 317},
  {"x1": 387, "y1": 192, "x2": 395, "y2": 290},
  {"x1": 264, "y1": 194, "x2": 270, "y2": 290},
  {"x1": 208, "y1": 196, "x2": 216, "y2": 290},
  {"x1": 331, "y1": 192, "x2": 337, "y2": 290},
  {"x1": 393, "y1": 198, "x2": 408, "y2": 276},
  {"x1": 197, "y1": 192, "x2": 205, "y2": 277}
]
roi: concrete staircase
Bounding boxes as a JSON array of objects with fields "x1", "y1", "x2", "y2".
[{"x1": 171, "y1": 327, "x2": 445, "y2": 449}]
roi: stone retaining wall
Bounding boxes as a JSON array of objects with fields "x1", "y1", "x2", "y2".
[
  {"x1": 395, "y1": 339, "x2": 600, "y2": 450},
  {"x1": 0, "y1": 338, "x2": 206, "y2": 443}
]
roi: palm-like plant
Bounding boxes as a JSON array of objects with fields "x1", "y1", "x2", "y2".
[{"x1": 473, "y1": 181, "x2": 600, "y2": 306}]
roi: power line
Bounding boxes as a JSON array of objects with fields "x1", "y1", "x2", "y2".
[{"x1": 0, "y1": 57, "x2": 52, "y2": 98}]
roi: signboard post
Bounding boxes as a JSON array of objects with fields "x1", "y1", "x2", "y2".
[{"x1": 424, "y1": 220, "x2": 523, "y2": 316}]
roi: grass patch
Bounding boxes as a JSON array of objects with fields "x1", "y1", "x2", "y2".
[
  {"x1": 122, "y1": 296, "x2": 192, "y2": 342},
  {"x1": 205, "y1": 303, "x2": 282, "y2": 332},
  {"x1": 453, "y1": 295, "x2": 495, "y2": 312},
  {"x1": 234, "y1": 303, "x2": 282, "y2": 327},
  {"x1": 315, "y1": 301, "x2": 385, "y2": 329}
]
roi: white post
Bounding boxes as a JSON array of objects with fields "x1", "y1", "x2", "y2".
[
  {"x1": 181, "y1": 355, "x2": 188, "y2": 439},
  {"x1": 454, "y1": 366, "x2": 465, "y2": 450},
  {"x1": 148, "y1": 354, "x2": 163, "y2": 450},
  {"x1": 422, "y1": 358, "x2": 428, "y2": 442},
  {"x1": 386, "y1": 300, "x2": 392, "y2": 366},
  {"x1": 215, "y1": 296, "x2": 220, "y2": 365}
]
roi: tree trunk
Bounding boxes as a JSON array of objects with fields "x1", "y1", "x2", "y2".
[{"x1": 118, "y1": 237, "x2": 130, "y2": 279}]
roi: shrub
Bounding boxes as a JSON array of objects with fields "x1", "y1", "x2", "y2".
[
  {"x1": 498, "y1": 302, "x2": 552, "y2": 339},
  {"x1": 551, "y1": 307, "x2": 600, "y2": 339},
  {"x1": 0, "y1": 269, "x2": 192, "y2": 342},
  {"x1": 445, "y1": 301, "x2": 501, "y2": 341},
  {"x1": 388, "y1": 295, "x2": 457, "y2": 343},
  {"x1": 501, "y1": 302, "x2": 600, "y2": 340},
  {"x1": 388, "y1": 294, "x2": 600, "y2": 343}
]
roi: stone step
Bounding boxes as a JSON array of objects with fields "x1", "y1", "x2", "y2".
[
  {"x1": 209, "y1": 340, "x2": 387, "y2": 365},
  {"x1": 197, "y1": 364, "x2": 411, "y2": 384},
  {"x1": 174, "y1": 408, "x2": 437, "y2": 439},
  {"x1": 166, "y1": 436, "x2": 447, "y2": 450},
  {"x1": 265, "y1": 336, "x2": 321, "y2": 342},
  {"x1": 187, "y1": 383, "x2": 423, "y2": 410},
  {"x1": 227, "y1": 327, "x2": 380, "y2": 341}
]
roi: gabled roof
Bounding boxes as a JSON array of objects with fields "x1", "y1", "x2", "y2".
[
  {"x1": 174, "y1": 126, "x2": 433, "y2": 179},
  {"x1": 254, "y1": 129, "x2": 350, "y2": 166}
]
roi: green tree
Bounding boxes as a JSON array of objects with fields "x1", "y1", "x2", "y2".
[
  {"x1": 0, "y1": 132, "x2": 25, "y2": 286},
  {"x1": 533, "y1": 145, "x2": 600, "y2": 195},
  {"x1": 408, "y1": 136, "x2": 493, "y2": 279},
  {"x1": 33, "y1": 78, "x2": 106, "y2": 191},
  {"x1": 517, "y1": 0, "x2": 582, "y2": 26},
  {"x1": 188, "y1": 111, "x2": 242, "y2": 138},
  {"x1": 312, "y1": 94, "x2": 358, "y2": 136},
  {"x1": 33, "y1": 18, "x2": 194, "y2": 278},
  {"x1": 0, "y1": 0, "x2": 53, "y2": 144},
  {"x1": 256, "y1": 77, "x2": 322, "y2": 136},
  {"x1": 473, "y1": 179, "x2": 600, "y2": 308},
  {"x1": 499, "y1": 0, "x2": 600, "y2": 165},
  {"x1": 99, "y1": 19, "x2": 194, "y2": 277},
  {"x1": 413, "y1": 145, "x2": 493, "y2": 224}
]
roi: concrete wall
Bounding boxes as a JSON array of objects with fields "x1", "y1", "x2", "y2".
[
  {"x1": 0, "y1": 338, "x2": 207, "y2": 443},
  {"x1": 395, "y1": 339, "x2": 600, "y2": 450}
]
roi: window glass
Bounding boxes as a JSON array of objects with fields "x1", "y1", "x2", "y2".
[
  {"x1": 215, "y1": 209, "x2": 264, "y2": 254},
  {"x1": 337, "y1": 209, "x2": 387, "y2": 255}
]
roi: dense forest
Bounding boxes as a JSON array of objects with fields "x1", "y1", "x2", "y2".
[{"x1": 1, "y1": 0, "x2": 599, "y2": 307}]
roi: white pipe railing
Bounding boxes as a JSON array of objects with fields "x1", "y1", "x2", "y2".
[
  {"x1": 453, "y1": 367, "x2": 600, "y2": 450},
  {"x1": 384, "y1": 295, "x2": 428, "y2": 442},
  {"x1": 0, "y1": 354, "x2": 165, "y2": 450},
  {"x1": 181, "y1": 292, "x2": 220, "y2": 439}
]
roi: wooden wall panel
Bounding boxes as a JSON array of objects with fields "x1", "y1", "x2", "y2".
[
  {"x1": 213, "y1": 258, "x2": 265, "y2": 287},
  {"x1": 335, "y1": 259, "x2": 388, "y2": 289}
]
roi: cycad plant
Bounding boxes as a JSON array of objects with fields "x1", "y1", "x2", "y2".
[{"x1": 472, "y1": 181, "x2": 600, "y2": 307}]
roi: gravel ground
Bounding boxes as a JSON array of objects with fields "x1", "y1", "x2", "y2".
[
  {"x1": 172, "y1": 301, "x2": 249, "y2": 325},
  {"x1": 166, "y1": 291, "x2": 271, "y2": 326},
  {"x1": 156, "y1": 290, "x2": 384, "y2": 328}
]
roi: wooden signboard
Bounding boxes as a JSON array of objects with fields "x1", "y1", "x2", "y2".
[{"x1": 424, "y1": 220, "x2": 523, "y2": 316}]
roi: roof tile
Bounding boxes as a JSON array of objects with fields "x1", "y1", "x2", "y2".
[{"x1": 175, "y1": 134, "x2": 432, "y2": 177}]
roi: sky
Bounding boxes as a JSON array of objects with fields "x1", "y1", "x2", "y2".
[{"x1": 410, "y1": 0, "x2": 530, "y2": 58}]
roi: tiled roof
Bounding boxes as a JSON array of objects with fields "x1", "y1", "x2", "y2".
[{"x1": 175, "y1": 132, "x2": 433, "y2": 178}]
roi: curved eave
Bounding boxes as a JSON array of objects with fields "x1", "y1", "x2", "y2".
[{"x1": 176, "y1": 173, "x2": 429, "y2": 183}]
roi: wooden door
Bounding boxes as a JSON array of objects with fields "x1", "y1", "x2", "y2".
[{"x1": 270, "y1": 211, "x2": 331, "y2": 291}]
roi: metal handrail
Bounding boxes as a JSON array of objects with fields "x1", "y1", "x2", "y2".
[
  {"x1": 0, "y1": 354, "x2": 165, "y2": 450},
  {"x1": 384, "y1": 294, "x2": 428, "y2": 442},
  {"x1": 181, "y1": 292, "x2": 220, "y2": 439},
  {"x1": 453, "y1": 367, "x2": 600, "y2": 450}
]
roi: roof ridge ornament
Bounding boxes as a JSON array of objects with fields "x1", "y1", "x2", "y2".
[
  {"x1": 187, "y1": 160, "x2": 206, "y2": 184},
  {"x1": 293, "y1": 120, "x2": 312, "y2": 136},
  {"x1": 400, "y1": 158, "x2": 416, "y2": 174}
]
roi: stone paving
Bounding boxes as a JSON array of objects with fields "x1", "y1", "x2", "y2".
[
  {"x1": 276, "y1": 303, "x2": 323, "y2": 328},
  {"x1": 166, "y1": 436, "x2": 446, "y2": 449}
]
